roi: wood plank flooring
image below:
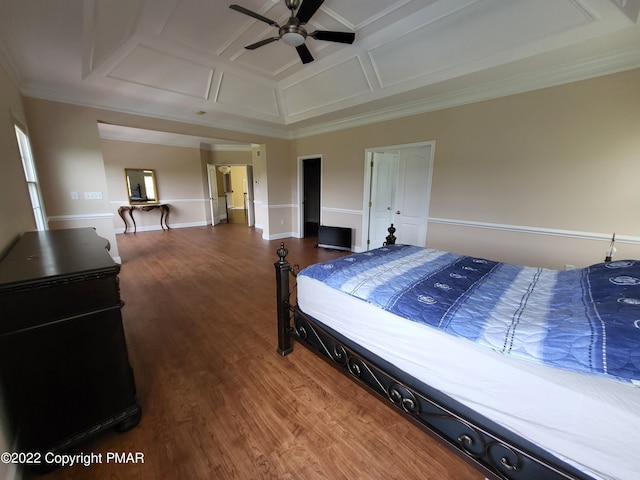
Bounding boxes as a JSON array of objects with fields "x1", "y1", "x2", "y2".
[{"x1": 32, "y1": 225, "x2": 483, "y2": 480}]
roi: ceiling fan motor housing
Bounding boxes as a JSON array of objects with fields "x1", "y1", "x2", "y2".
[{"x1": 280, "y1": 23, "x2": 307, "y2": 46}]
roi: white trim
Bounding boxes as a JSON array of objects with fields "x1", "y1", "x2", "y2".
[
  {"x1": 12, "y1": 41, "x2": 640, "y2": 142},
  {"x1": 115, "y1": 220, "x2": 207, "y2": 234},
  {"x1": 322, "y1": 207, "x2": 363, "y2": 215},
  {"x1": 48, "y1": 213, "x2": 114, "y2": 222},
  {"x1": 268, "y1": 204, "x2": 296, "y2": 209},
  {"x1": 289, "y1": 47, "x2": 640, "y2": 139},
  {"x1": 259, "y1": 218, "x2": 639, "y2": 247},
  {"x1": 97, "y1": 124, "x2": 252, "y2": 151},
  {"x1": 20, "y1": 81, "x2": 292, "y2": 140},
  {"x1": 110, "y1": 198, "x2": 206, "y2": 205},
  {"x1": 264, "y1": 231, "x2": 296, "y2": 241},
  {"x1": 428, "y1": 217, "x2": 640, "y2": 244}
]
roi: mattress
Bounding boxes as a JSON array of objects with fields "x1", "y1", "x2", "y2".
[{"x1": 298, "y1": 274, "x2": 640, "y2": 480}]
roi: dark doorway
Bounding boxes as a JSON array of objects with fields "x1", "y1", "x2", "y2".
[{"x1": 302, "y1": 157, "x2": 321, "y2": 237}]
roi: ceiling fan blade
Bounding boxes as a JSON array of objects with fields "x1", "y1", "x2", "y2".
[
  {"x1": 295, "y1": 0, "x2": 324, "y2": 24},
  {"x1": 229, "y1": 4, "x2": 279, "y2": 27},
  {"x1": 310, "y1": 30, "x2": 355, "y2": 44},
  {"x1": 296, "y1": 43, "x2": 314, "y2": 64},
  {"x1": 245, "y1": 37, "x2": 280, "y2": 50}
]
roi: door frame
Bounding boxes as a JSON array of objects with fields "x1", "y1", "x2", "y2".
[
  {"x1": 361, "y1": 141, "x2": 435, "y2": 250},
  {"x1": 297, "y1": 154, "x2": 323, "y2": 238},
  {"x1": 207, "y1": 163, "x2": 255, "y2": 227},
  {"x1": 207, "y1": 164, "x2": 220, "y2": 226}
]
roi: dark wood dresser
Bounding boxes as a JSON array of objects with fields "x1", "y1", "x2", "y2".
[{"x1": 0, "y1": 228, "x2": 141, "y2": 458}]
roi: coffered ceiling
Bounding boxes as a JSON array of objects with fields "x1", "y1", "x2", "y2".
[{"x1": 0, "y1": 0, "x2": 639, "y2": 140}]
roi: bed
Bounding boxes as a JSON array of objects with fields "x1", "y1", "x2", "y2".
[{"x1": 274, "y1": 229, "x2": 640, "y2": 480}]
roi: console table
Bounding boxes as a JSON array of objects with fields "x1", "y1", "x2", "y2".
[
  {"x1": 118, "y1": 203, "x2": 170, "y2": 233},
  {"x1": 0, "y1": 228, "x2": 141, "y2": 463}
]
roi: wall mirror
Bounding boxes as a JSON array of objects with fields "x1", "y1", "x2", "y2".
[{"x1": 125, "y1": 168, "x2": 158, "y2": 204}]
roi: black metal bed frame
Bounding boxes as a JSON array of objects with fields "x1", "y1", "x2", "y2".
[{"x1": 274, "y1": 239, "x2": 593, "y2": 480}]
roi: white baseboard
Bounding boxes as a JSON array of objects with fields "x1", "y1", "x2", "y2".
[
  {"x1": 264, "y1": 231, "x2": 296, "y2": 241},
  {"x1": 115, "y1": 221, "x2": 208, "y2": 234}
]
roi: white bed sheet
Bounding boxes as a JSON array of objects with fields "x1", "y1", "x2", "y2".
[{"x1": 298, "y1": 276, "x2": 640, "y2": 480}]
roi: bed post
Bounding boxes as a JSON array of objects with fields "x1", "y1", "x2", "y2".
[
  {"x1": 275, "y1": 242, "x2": 293, "y2": 356},
  {"x1": 384, "y1": 223, "x2": 396, "y2": 245}
]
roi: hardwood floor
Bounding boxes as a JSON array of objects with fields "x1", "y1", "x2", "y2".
[
  {"x1": 33, "y1": 224, "x2": 483, "y2": 480},
  {"x1": 227, "y1": 208, "x2": 247, "y2": 224}
]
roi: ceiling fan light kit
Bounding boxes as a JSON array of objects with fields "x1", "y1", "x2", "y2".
[{"x1": 229, "y1": 0, "x2": 355, "y2": 64}]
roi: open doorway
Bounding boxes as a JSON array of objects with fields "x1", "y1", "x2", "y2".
[
  {"x1": 207, "y1": 164, "x2": 255, "y2": 227},
  {"x1": 298, "y1": 156, "x2": 321, "y2": 238}
]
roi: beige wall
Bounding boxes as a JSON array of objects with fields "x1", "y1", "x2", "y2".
[
  {"x1": 0, "y1": 65, "x2": 35, "y2": 257},
  {"x1": 292, "y1": 68, "x2": 640, "y2": 269},
  {"x1": 264, "y1": 140, "x2": 295, "y2": 239},
  {"x1": 102, "y1": 139, "x2": 210, "y2": 232},
  {"x1": 22, "y1": 99, "x2": 122, "y2": 258},
  {"x1": 211, "y1": 149, "x2": 252, "y2": 165}
]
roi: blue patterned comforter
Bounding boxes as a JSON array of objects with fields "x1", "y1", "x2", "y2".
[{"x1": 299, "y1": 244, "x2": 640, "y2": 383}]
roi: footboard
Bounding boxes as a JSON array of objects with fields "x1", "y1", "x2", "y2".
[{"x1": 274, "y1": 242, "x2": 592, "y2": 480}]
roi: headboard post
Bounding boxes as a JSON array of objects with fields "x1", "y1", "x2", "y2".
[{"x1": 275, "y1": 242, "x2": 293, "y2": 355}]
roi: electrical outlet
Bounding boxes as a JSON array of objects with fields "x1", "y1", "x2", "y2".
[
  {"x1": 84, "y1": 192, "x2": 102, "y2": 200},
  {"x1": 70, "y1": 191, "x2": 79, "y2": 200}
]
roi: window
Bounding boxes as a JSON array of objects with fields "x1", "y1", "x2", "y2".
[{"x1": 14, "y1": 124, "x2": 47, "y2": 230}]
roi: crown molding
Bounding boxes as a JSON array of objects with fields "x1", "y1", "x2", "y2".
[
  {"x1": 288, "y1": 43, "x2": 640, "y2": 138},
  {"x1": 15, "y1": 40, "x2": 640, "y2": 143},
  {"x1": 97, "y1": 123, "x2": 253, "y2": 150},
  {"x1": 19, "y1": 81, "x2": 293, "y2": 141}
]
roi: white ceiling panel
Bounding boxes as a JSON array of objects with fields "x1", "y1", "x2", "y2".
[
  {"x1": 283, "y1": 57, "x2": 371, "y2": 117},
  {"x1": 90, "y1": 0, "x2": 141, "y2": 71},
  {"x1": 161, "y1": 0, "x2": 248, "y2": 56},
  {"x1": 217, "y1": 72, "x2": 281, "y2": 117},
  {"x1": 370, "y1": 0, "x2": 595, "y2": 88},
  {"x1": 107, "y1": 45, "x2": 214, "y2": 99},
  {"x1": 326, "y1": 0, "x2": 409, "y2": 28}
]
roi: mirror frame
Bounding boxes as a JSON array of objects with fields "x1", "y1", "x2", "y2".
[{"x1": 125, "y1": 168, "x2": 159, "y2": 204}]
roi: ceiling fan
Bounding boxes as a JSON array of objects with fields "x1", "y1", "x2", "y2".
[{"x1": 229, "y1": 0, "x2": 355, "y2": 64}]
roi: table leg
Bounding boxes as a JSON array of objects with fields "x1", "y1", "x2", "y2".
[
  {"x1": 128, "y1": 208, "x2": 137, "y2": 234},
  {"x1": 161, "y1": 205, "x2": 170, "y2": 230},
  {"x1": 118, "y1": 207, "x2": 129, "y2": 233}
]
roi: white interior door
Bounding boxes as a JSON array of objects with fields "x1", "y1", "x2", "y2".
[
  {"x1": 394, "y1": 147, "x2": 432, "y2": 246},
  {"x1": 368, "y1": 152, "x2": 399, "y2": 248},
  {"x1": 245, "y1": 165, "x2": 255, "y2": 227},
  {"x1": 363, "y1": 143, "x2": 434, "y2": 249},
  {"x1": 207, "y1": 164, "x2": 220, "y2": 226}
]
